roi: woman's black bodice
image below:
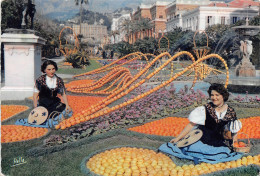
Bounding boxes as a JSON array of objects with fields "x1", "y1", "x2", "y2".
[{"x1": 198, "y1": 103, "x2": 237, "y2": 147}]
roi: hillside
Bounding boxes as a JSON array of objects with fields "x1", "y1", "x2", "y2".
[
  {"x1": 35, "y1": 0, "x2": 233, "y2": 21},
  {"x1": 36, "y1": 0, "x2": 145, "y2": 20}
]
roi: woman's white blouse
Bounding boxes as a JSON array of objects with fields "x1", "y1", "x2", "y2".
[
  {"x1": 188, "y1": 106, "x2": 227, "y2": 125},
  {"x1": 34, "y1": 75, "x2": 57, "y2": 93}
]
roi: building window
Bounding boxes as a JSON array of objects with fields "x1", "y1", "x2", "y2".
[
  {"x1": 207, "y1": 16, "x2": 213, "y2": 24},
  {"x1": 233, "y1": 17, "x2": 238, "y2": 24},
  {"x1": 221, "y1": 17, "x2": 225, "y2": 25},
  {"x1": 159, "y1": 15, "x2": 163, "y2": 18}
]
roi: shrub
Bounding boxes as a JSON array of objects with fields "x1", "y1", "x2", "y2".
[{"x1": 65, "y1": 51, "x2": 90, "y2": 68}]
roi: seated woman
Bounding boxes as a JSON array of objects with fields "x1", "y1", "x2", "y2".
[
  {"x1": 16, "y1": 60, "x2": 73, "y2": 128},
  {"x1": 159, "y1": 84, "x2": 243, "y2": 164},
  {"x1": 33, "y1": 60, "x2": 72, "y2": 114}
]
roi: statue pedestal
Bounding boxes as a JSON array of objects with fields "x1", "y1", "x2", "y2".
[
  {"x1": 1, "y1": 31, "x2": 45, "y2": 100},
  {"x1": 235, "y1": 59, "x2": 256, "y2": 77}
]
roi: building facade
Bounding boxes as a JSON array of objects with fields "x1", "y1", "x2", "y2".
[
  {"x1": 73, "y1": 23, "x2": 108, "y2": 44},
  {"x1": 129, "y1": 1, "x2": 170, "y2": 43},
  {"x1": 165, "y1": 0, "x2": 211, "y2": 31},
  {"x1": 150, "y1": 1, "x2": 170, "y2": 38},
  {"x1": 166, "y1": 0, "x2": 260, "y2": 31},
  {"x1": 111, "y1": 14, "x2": 131, "y2": 43}
]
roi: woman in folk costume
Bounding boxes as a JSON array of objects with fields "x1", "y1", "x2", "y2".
[
  {"x1": 15, "y1": 60, "x2": 73, "y2": 127},
  {"x1": 33, "y1": 60, "x2": 72, "y2": 114},
  {"x1": 159, "y1": 84, "x2": 243, "y2": 164}
]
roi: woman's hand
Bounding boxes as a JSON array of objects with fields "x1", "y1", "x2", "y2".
[
  {"x1": 170, "y1": 138, "x2": 179, "y2": 144},
  {"x1": 65, "y1": 105, "x2": 72, "y2": 113},
  {"x1": 169, "y1": 122, "x2": 196, "y2": 144}
]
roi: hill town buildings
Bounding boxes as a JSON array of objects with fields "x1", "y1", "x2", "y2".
[{"x1": 111, "y1": 0, "x2": 260, "y2": 43}]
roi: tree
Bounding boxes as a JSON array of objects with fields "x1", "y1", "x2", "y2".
[
  {"x1": 113, "y1": 41, "x2": 134, "y2": 57},
  {"x1": 111, "y1": 30, "x2": 119, "y2": 44},
  {"x1": 249, "y1": 15, "x2": 260, "y2": 67},
  {"x1": 133, "y1": 37, "x2": 157, "y2": 54},
  {"x1": 1, "y1": 0, "x2": 24, "y2": 31},
  {"x1": 120, "y1": 19, "x2": 132, "y2": 43},
  {"x1": 137, "y1": 18, "x2": 153, "y2": 39},
  {"x1": 75, "y1": 0, "x2": 89, "y2": 35}
]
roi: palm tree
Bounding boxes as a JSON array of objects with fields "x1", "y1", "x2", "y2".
[
  {"x1": 111, "y1": 30, "x2": 120, "y2": 44},
  {"x1": 139, "y1": 18, "x2": 153, "y2": 38},
  {"x1": 120, "y1": 19, "x2": 132, "y2": 43},
  {"x1": 75, "y1": 0, "x2": 89, "y2": 35}
]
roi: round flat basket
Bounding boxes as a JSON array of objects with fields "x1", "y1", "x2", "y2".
[{"x1": 233, "y1": 132, "x2": 251, "y2": 153}]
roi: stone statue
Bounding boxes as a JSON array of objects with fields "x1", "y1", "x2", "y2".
[
  {"x1": 245, "y1": 40, "x2": 253, "y2": 59},
  {"x1": 239, "y1": 39, "x2": 253, "y2": 63},
  {"x1": 22, "y1": 0, "x2": 36, "y2": 29},
  {"x1": 239, "y1": 40, "x2": 247, "y2": 59},
  {"x1": 236, "y1": 39, "x2": 256, "y2": 77}
]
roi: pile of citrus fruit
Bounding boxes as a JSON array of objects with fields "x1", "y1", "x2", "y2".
[
  {"x1": 128, "y1": 117, "x2": 189, "y2": 137},
  {"x1": 1, "y1": 105, "x2": 29, "y2": 122},
  {"x1": 240, "y1": 116, "x2": 260, "y2": 139},
  {"x1": 86, "y1": 147, "x2": 260, "y2": 176},
  {"x1": 86, "y1": 147, "x2": 176, "y2": 176},
  {"x1": 1, "y1": 125, "x2": 49, "y2": 143},
  {"x1": 66, "y1": 95, "x2": 106, "y2": 114},
  {"x1": 129, "y1": 116, "x2": 260, "y2": 139}
]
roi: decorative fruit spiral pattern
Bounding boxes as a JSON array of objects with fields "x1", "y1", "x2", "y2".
[
  {"x1": 56, "y1": 52, "x2": 229, "y2": 130},
  {"x1": 65, "y1": 79, "x2": 94, "y2": 88},
  {"x1": 73, "y1": 52, "x2": 148, "y2": 77},
  {"x1": 1, "y1": 105, "x2": 29, "y2": 122},
  {"x1": 67, "y1": 67, "x2": 133, "y2": 95},
  {"x1": 1, "y1": 125, "x2": 49, "y2": 143},
  {"x1": 86, "y1": 147, "x2": 260, "y2": 176}
]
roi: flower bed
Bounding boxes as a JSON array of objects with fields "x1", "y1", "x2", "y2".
[
  {"x1": 1, "y1": 125, "x2": 49, "y2": 143},
  {"x1": 1, "y1": 105, "x2": 29, "y2": 122},
  {"x1": 44, "y1": 85, "x2": 207, "y2": 146}
]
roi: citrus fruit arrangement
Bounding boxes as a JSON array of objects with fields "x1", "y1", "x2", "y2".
[
  {"x1": 1, "y1": 125, "x2": 49, "y2": 143},
  {"x1": 1, "y1": 105, "x2": 29, "y2": 122},
  {"x1": 129, "y1": 116, "x2": 260, "y2": 139},
  {"x1": 85, "y1": 147, "x2": 260, "y2": 176}
]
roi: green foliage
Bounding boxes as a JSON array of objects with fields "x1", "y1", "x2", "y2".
[
  {"x1": 1, "y1": 0, "x2": 24, "y2": 31},
  {"x1": 169, "y1": 30, "x2": 195, "y2": 53},
  {"x1": 113, "y1": 41, "x2": 134, "y2": 56},
  {"x1": 65, "y1": 51, "x2": 90, "y2": 68},
  {"x1": 1, "y1": 0, "x2": 65, "y2": 58},
  {"x1": 250, "y1": 16, "x2": 260, "y2": 68},
  {"x1": 133, "y1": 37, "x2": 157, "y2": 54}
]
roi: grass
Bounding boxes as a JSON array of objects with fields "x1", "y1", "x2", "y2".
[
  {"x1": 56, "y1": 59, "x2": 102, "y2": 75},
  {"x1": 236, "y1": 107, "x2": 260, "y2": 118}
]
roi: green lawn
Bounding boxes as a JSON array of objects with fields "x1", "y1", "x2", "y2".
[{"x1": 56, "y1": 59, "x2": 102, "y2": 75}]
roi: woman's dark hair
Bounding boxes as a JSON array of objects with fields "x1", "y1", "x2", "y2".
[
  {"x1": 41, "y1": 60, "x2": 58, "y2": 73},
  {"x1": 207, "y1": 83, "x2": 229, "y2": 102}
]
